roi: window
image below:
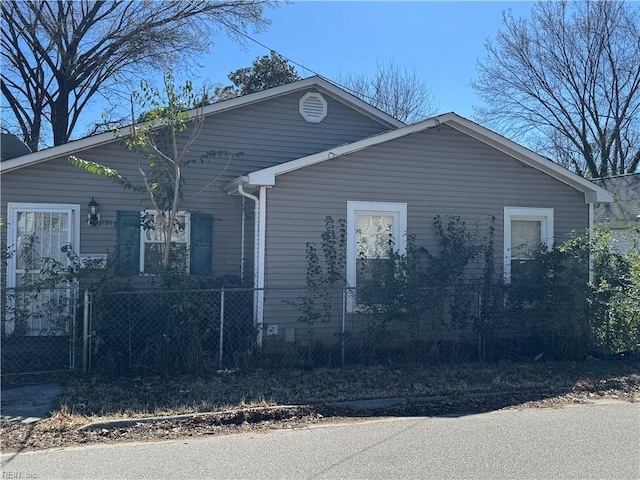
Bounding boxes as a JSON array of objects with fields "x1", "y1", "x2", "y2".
[
  {"x1": 503, "y1": 207, "x2": 554, "y2": 283},
  {"x1": 347, "y1": 201, "x2": 407, "y2": 311},
  {"x1": 6, "y1": 203, "x2": 80, "y2": 335},
  {"x1": 141, "y1": 211, "x2": 190, "y2": 274},
  {"x1": 116, "y1": 211, "x2": 212, "y2": 275}
]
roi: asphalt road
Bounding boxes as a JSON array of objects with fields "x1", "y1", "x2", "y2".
[{"x1": 1, "y1": 400, "x2": 639, "y2": 480}]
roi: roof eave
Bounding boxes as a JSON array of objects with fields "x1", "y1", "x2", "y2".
[
  {"x1": 0, "y1": 130, "x2": 122, "y2": 174},
  {"x1": 442, "y1": 116, "x2": 615, "y2": 204},
  {"x1": 237, "y1": 112, "x2": 615, "y2": 204},
  {"x1": 1, "y1": 76, "x2": 404, "y2": 175},
  {"x1": 233, "y1": 115, "x2": 446, "y2": 189},
  {"x1": 585, "y1": 190, "x2": 615, "y2": 203}
]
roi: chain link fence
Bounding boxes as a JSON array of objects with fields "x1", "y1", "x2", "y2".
[
  {"x1": 0, "y1": 277, "x2": 620, "y2": 374},
  {"x1": 261, "y1": 284, "x2": 525, "y2": 366},
  {"x1": 88, "y1": 288, "x2": 256, "y2": 375},
  {"x1": 1, "y1": 281, "x2": 590, "y2": 375},
  {"x1": 1, "y1": 285, "x2": 78, "y2": 374},
  {"x1": 85, "y1": 283, "x2": 567, "y2": 374}
]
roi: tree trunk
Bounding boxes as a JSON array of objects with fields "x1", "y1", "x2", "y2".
[{"x1": 52, "y1": 87, "x2": 70, "y2": 146}]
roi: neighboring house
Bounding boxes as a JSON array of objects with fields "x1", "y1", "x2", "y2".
[
  {"x1": 592, "y1": 173, "x2": 640, "y2": 253},
  {"x1": 0, "y1": 76, "x2": 613, "y2": 348},
  {"x1": 1, "y1": 133, "x2": 32, "y2": 161}
]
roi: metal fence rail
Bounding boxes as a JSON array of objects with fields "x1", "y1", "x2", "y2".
[
  {"x1": 85, "y1": 283, "x2": 563, "y2": 374},
  {"x1": 1, "y1": 281, "x2": 588, "y2": 375},
  {"x1": 88, "y1": 288, "x2": 257, "y2": 375}
]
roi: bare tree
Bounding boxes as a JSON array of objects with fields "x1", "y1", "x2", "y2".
[
  {"x1": 473, "y1": 0, "x2": 640, "y2": 178},
  {"x1": 125, "y1": 74, "x2": 204, "y2": 270},
  {"x1": 71, "y1": 71, "x2": 238, "y2": 270},
  {"x1": 338, "y1": 60, "x2": 438, "y2": 124},
  {"x1": 1, "y1": 0, "x2": 273, "y2": 151}
]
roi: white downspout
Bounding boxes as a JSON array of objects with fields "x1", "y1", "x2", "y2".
[
  {"x1": 588, "y1": 202, "x2": 594, "y2": 284},
  {"x1": 257, "y1": 187, "x2": 267, "y2": 347},
  {"x1": 240, "y1": 196, "x2": 245, "y2": 282},
  {"x1": 237, "y1": 184, "x2": 265, "y2": 350}
]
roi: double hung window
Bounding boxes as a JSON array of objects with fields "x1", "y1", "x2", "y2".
[
  {"x1": 503, "y1": 207, "x2": 554, "y2": 284},
  {"x1": 116, "y1": 211, "x2": 212, "y2": 275},
  {"x1": 347, "y1": 201, "x2": 407, "y2": 311},
  {"x1": 140, "y1": 211, "x2": 190, "y2": 274}
]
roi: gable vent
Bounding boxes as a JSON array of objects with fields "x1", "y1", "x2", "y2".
[{"x1": 299, "y1": 92, "x2": 327, "y2": 123}]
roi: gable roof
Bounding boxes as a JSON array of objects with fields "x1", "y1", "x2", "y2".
[
  {"x1": 592, "y1": 173, "x2": 640, "y2": 225},
  {"x1": 0, "y1": 76, "x2": 404, "y2": 175},
  {"x1": 226, "y1": 112, "x2": 613, "y2": 204}
]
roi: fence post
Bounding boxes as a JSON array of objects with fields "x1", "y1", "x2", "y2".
[
  {"x1": 70, "y1": 284, "x2": 78, "y2": 371},
  {"x1": 341, "y1": 288, "x2": 346, "y2": 366},
  {"x1": 219, "y1": 287, "x2": 225, "y2": 366},
  {"x1": 83, "y1": 289, "x2": 90, "y2": 373}
]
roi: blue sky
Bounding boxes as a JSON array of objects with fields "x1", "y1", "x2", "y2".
[{"x1": 187, "y1": 1, "x2": 535, "y2": 120}]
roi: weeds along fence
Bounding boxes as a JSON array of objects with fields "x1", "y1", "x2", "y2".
[
  {"x1": 1, "y1": 285, "x2": 79, "y2": 374},
  {"x1": 84, "y1": 282, "x2": 593, "y2": 375},
  {"x1": 2, "y1": 276, "x2": 634, "y2": 375},
  {"x1": 88, "y1": 288, "x2": 256, "y2": 375}
]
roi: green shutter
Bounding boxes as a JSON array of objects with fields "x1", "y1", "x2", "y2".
[
  {"x1": 190, "y1": 214, "x2": 212, "y2": 275},
  {"x1": 117, "y1": 211, "x2": 141, "y2": 276}
]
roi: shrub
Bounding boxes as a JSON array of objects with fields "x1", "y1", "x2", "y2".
[
  {"x1": 588, "y1": 226, "x2": 640, "y2": 354},
  {"x1": 297, "y1": 216, "x2": 640, "y2": 364}
]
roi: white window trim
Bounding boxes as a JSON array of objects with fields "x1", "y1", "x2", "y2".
[
  {"x1": 503, "y1": 207, "x2": 554, "y2": 282},
  {"x1": 139, "y1": 210, "x2": 191, "y2": 274},
  {"x1": 6, "y1": 203, "x2": 81, "y2": 288},
  {"x1": 346, "y1": 201, "x2": 407, "y2": 312},
  {"x1": 5, "y1": 203, "x2": 80, "y2": 335}
]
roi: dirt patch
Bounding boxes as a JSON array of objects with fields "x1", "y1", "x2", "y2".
[
  {"x1": 0, "y1": 405, "x2": 349, "y2": 452},
  {"x1": 2, "y1": 389, "x2": 637, "y2": 453},
  {"x1": 2, "y1": 362, "x2": 639, "y2": 452}
]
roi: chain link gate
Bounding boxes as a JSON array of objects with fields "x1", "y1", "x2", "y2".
[{"x1": 1, "y1": 284, "x2": 78, "y2": 374}]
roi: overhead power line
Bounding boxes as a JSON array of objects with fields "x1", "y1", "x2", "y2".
[{"x1": 185, "y1": 0, "x2": 434, "y2": 122}]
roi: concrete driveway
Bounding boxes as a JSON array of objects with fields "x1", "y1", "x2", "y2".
[{"x1": 1, "y1": 384, "x2": 65, "y2": 424}]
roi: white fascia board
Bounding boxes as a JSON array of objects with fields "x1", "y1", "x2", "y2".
[
  {"x1": 2, "y1": 88, "x2": 315, "y2": 175},
  {"x1": 222, "y1": 111, "x2": 613, "y2": 205},
  {"x1": 223, "y1": 174, "x2": 268, "y2": 195},
  {"x1": 242, "y1": 116, "x2": 446, "y2": 187},
  {"x1": 196, "y1": 76, "x2": 403, "y2": 129},
  {"x1": 0, "y1": 130, "x2": 122, "y2": 174},
  {"x1": 313, "y1": 78, "x2": 405, "y2": 128},
  {"x1": 224, "y1": 176, "x2": 250, "y2": 193},
  {"x1": 246, "y1": 172, "x2": 277, "y2": 186},
  {"x1": 1, "y1": 117, "x2": 173, "y2": 174},
  {"x1": 2, "y1": 76, "x2": 403, "y2": 175},
  {"x1": 197, "y1": 77, "x2": 329, "y2": 118},
  {"x1": 443, "y1": 116, "x2": 614, "y2": 204},
  {"x1": 585, "y1": 190, "x2": 614, "y2": 203}
]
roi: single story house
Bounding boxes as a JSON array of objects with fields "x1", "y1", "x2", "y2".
[
  {"x1": 592, "y1": 173, "x2": 640, "y2": 253},
  {"x1": 1, "y1": 76, "x2": 613, "y2": 350}
]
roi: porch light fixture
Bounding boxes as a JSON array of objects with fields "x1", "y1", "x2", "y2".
[{"x1": 87, "y1": 197, "x2": 100, "y2": 225}]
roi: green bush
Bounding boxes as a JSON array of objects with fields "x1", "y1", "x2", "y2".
[
  {"x1": 297, "y1": 216, "x2": 640, "y2": 364},
  {"x1": 588, "y1": 226, "x2": 640, "y2": 354}
]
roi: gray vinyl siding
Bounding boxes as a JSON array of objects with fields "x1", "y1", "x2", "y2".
[
  {"x1": 169, "y1": 88, "x2": 392, "y2": 185},
  {"x1": 1, "y1": 88, "x2": 391, "y2": 280},
  {"x1": 262, "y1": 125, "x2": 589, "y2": 342}
]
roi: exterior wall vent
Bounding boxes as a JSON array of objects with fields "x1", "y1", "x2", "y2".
[{"x1": 299, "y1": 92, "x2": 327, "y2": 123}]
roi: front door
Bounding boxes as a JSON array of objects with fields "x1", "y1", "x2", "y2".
[{"x1": 6, "y1": 203, "x2": 80, "y2": 335}]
